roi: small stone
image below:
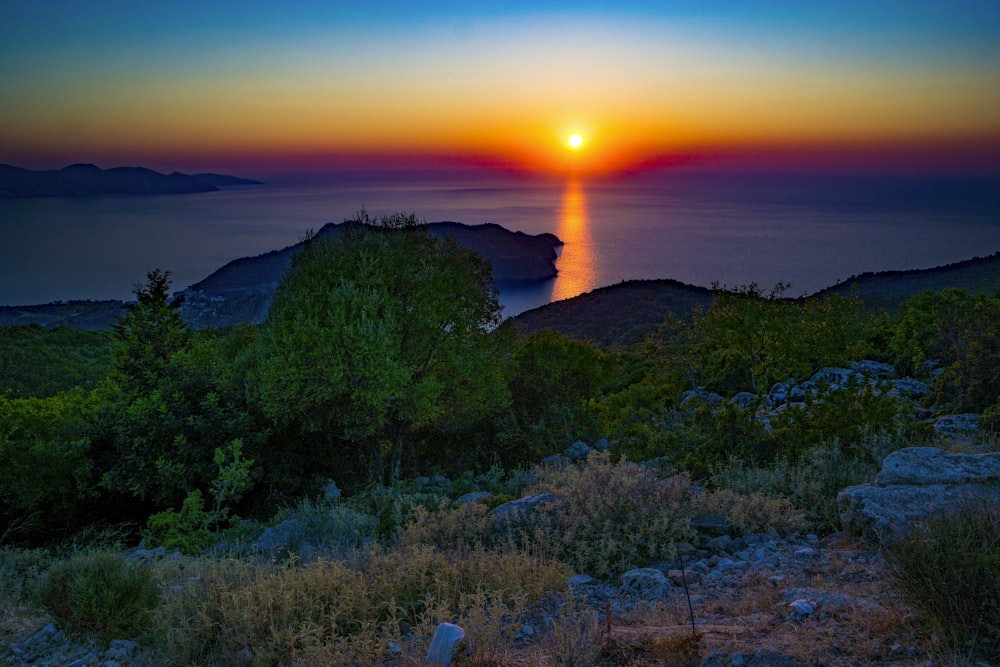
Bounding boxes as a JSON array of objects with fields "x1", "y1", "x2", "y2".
[
  {"x1": 427, "y1": 622, "x2": 471, "y2": 666},
  {"x1": 789, "y1": 599, "x2": 815, "y2": 616}
]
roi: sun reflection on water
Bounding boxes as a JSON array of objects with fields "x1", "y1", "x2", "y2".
[{"x1": 552, "y1": 178, "x2": 597, "y2": 302}]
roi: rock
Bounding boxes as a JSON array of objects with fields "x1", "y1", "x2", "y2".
[
  {"x1": 594, "y1": 438, "x2": 611, "y2": 451},
  {"x1": 255, "y1": 519, "x2": 301, "y2": 554},
  {"x1": 887, "y1": 377, "x2": 930, "y2": 398},
  {"x1": 691, "y1": 514, "x2": 731, "y2": 537},
  {"x1": 680, "y1": 387, "x2": 724, "y2": 406},
  {"x1": 810, "y1": 366, "x2": 863, "y2": 388},
  {"x1": 427, "y1": 622, "x2": 472, "y2": 666},
  {"x1": 731, "y1": 391, "x2": 757, "y2": 408},
  {"x1": 787, "y1": 599, "x2": 814, "y2": 617},
  {"x1": 875, "y1": 447, "x2": 1000, "y2": 486},
  {"x1": 780, "y1": 587, "x2": 883, "y2": 617},
  {"x1": 564, "y1": 440, "x2": 594, "y2": 461},
  {"x1": 453, "y1": 491, "x2": 494, "y2": 506},
  {"x1": 105, "y1": 639, "x2": 138, "y2": 662},
  {"x1": 933, "y1": 413, "x2": 980, "y2": 436},
  {"x1": 768, "y1": 380, "x2": 805, "y2": 406},
  {"x1": 849, "y1": 360, "x2": 896, "y2": 378},
  {"x1": 667, "y1": 569, "x2": 703, "y2": 585},
  {"x1": 838, "y1": 447, "x2": 1000, "y2": 541},
  {"x1": 619, "y1": 568, "x2": 673, "y2": 599},
  {"x1": 489, "y1": 493, "x2": 558, "y2": 522}
]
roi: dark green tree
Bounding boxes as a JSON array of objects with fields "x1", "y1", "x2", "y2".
[
  {"x1": 96, "y1": 270, "x2": 255, "y2": 511},
  {"x1": 248, "y1": 212, "x2": 509, "y2": 484}
]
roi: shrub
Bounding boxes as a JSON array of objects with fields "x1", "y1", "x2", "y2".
[
  {"x1": 691, "y1": 488, "x2": 805, "y2": 534},
  {"x1": 264, "y1": 497, "x2": 379, "y2": 559},
  {"x1": 524, "y1": 452, "x2": 694, "y2": 577},
  {"x1": 149, "y1": 544, "x2": 568, "y2": 666},
  {"x1": 33, "y1": 551, "x2": 160, "y2": 642},
  {"x1": 0, "y1": 547, "x2": 52, "y2": 605},
  {"x1": 713, "y1": 430, "x2": 902, "y2": 531},
  {"x1": 143, "y1": 490, "x2": 216, "y2": 555},
  {"x1": 885, "y1": 499, "x2": 1000, "y2": 660}
]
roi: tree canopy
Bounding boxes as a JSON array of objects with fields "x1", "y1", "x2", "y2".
[{"x1": 248, "y1": 212, "x2": 509, "y2": 484}]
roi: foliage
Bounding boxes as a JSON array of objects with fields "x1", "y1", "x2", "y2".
[
  {"x1": 0, "y1": 547, "x2": 52, "y2": 605},
  {"x1": 259, "y1": 497, "x2": 379, "y2": 560},
  {"x1": 0, "y1": 389, "x2": 99, "y2": 543},
  {"x1": 96, "y1": 271, "x2": 257, "y2": 511},
  {"x1": 33, "y1": 551, "x2": 160, "y2": 642},
  {"x1": 523, "y1": 452, "x2": 694, "y2": 578},
  {"x1": 143, "y1": 490, "x2": 216, "y2": 555},
  {"x1": 143, "y1": 439, "x2": 255, "y2": 554},
  {"x1": 346, "y1": 482, "x2": 450, "y2": 542},
  {"x1": 502, "y1": 328, "x2": 617, "y2": 460},
  {"x1": 766, "y1": 379, "x2": 916, "y2": 461},
  {"x1": 0, "y1": 325, "x2": 112, "y2": 398},
  {"x1": 889, "y1": 288, "x2": 1000, "y2": 413},
  {"x1": 691, "y1": 488, "x2": 805, "y2": 534},
  {"x1": 681, "y1": 285, "x2": 878, "y2": 395},
  {"x1": 713, "y1": 430, "x2": 905, "y2": 530},
  {"x1": 248, "y1": 212, "x2": 509, "y2": 485},
  {"x1": 147, "y1": 544, "x2": 568, "y2": 666},
  {"x1": 885, "y1": 500, "x2": 1000, "y2": 660}
]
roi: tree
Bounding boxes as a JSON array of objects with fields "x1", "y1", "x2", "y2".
[
  {"x1": 111, "y1": 269, "x2": 188, "y2": 396},
  {"x1": 248, "y1": 212, "x2": 509, "y2": 484},
  {"x1": 95, "y1": 270, "x2": 255, "y2": 511}
]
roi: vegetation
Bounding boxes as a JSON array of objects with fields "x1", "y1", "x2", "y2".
[
  {"x1": 1, "y1": 211, "x2": 998, "y2": 663},
  {"x1": 886, "y1": 500, "x2": 1000, "y2": 660}
]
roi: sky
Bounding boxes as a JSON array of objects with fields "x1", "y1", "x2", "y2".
[{"x1": 2, "y1": 1, "x2": 999, "y2": 176}]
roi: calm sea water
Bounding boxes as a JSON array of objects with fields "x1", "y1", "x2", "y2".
[{"x1": 1, "y1": 169, "x2": 998, "y2": 316}]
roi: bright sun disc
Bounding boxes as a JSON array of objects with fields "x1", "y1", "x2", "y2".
[{"x1": 567, "y1": 133, "x2": 584, "y2": 149}]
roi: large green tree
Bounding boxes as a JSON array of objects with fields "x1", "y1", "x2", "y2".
[{"x1": 248, "y1": 213, "x2": 509, "y2": 484}]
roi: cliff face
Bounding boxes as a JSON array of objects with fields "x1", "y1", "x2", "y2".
[{"x1": 0, "y1": 164, "x2": 259, "y2": 197}]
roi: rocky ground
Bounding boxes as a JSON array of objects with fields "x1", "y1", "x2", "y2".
[{"x1": 4, "y1": 527, "x2": 988, "y2": 667}]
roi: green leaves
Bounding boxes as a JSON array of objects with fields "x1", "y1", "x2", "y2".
[{"x1": 249, "y1": 214, "x2": 508, "y2": 484}]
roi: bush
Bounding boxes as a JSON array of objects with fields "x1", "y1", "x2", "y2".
[
  {"x1": 149, "y1": 544, "x2": 568, "y2": 666},
  {"x1": 524, "y1": 452, "x2": 694, "y2": 577},
  {"x1": 34, "y1": 551, "x2": 160, "y2": 642},
  {"x1": 713, "y1": 430, "x2": 902, "y2": 531},
  {"x1": 885, "y1": 500, "x2": 1000, "y2": 660}
]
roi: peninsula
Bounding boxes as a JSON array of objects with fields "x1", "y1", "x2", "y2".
[{"x1": 0, "y1": 163, "x2": 261, "y2": 197}]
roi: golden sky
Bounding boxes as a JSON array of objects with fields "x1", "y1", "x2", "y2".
[{"x1": 2, "y1": 2, "x2": 998, "y2": 174}]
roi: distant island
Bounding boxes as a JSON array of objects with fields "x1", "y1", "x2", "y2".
[{"x1": 0, "y1": 163, "x2": 262, "y2": 197}]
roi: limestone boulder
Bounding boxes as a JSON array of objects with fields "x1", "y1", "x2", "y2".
[{"x1": 838, "y1": 447, "x2": 1000, "y2": 541}]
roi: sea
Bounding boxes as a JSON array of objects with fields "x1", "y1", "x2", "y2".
[{"x1": 1, "y1": 168, "x2": 998, "y2": 317}]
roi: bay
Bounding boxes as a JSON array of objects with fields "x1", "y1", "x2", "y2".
[{"x1": 1, "y1": 168, "x2": 998, "y2": 316}]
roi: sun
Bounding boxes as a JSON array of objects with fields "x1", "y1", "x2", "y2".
[{"x1": 566, "y1": 132, "x2": 585, "y2": 150}]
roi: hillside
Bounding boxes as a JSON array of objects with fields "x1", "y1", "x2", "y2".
[
  {"x1": 514, "y1": 279, "x2": 714, "y2": 348},
  {"x1": 512, "y1": 252, "x2": 1000, "y2": 348},
  {"x1": 0, "y1": 163, "x2": 259, "y2": 197},
  {"x1": 818, "y1": 251, "x2": 1000, "y2": 307}
]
